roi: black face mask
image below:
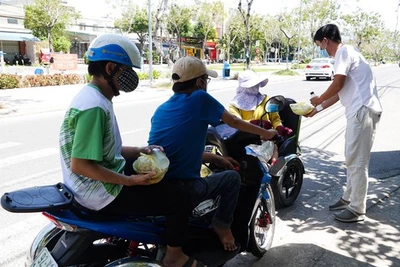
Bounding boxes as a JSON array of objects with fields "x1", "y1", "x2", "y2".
[{"x1": 117, "y1": 68, "x2": 139, "y2": 93}]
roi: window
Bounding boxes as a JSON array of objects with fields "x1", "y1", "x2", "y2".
[{"x1": 7, "y1": 18, "x2": 18, "y2": 24}]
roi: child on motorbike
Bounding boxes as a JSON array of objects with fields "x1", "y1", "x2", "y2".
[
  {"x1": 147, "y1": 56, "x2": 278, "y2": 264},
  {"x1": 59, "y1": 34, "x2": 197, "y2": 267},
  {"x1": 229, "y1": 70, "x2": 293, "y2": 164}
]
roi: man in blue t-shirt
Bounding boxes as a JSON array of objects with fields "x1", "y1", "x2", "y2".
[{"x1": 148, "y1": 56, "x2": 278, "y2": 266}]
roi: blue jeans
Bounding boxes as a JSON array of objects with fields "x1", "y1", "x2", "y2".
[{"x1": 183, "y1": 170, "x2": 241, "y2": 229}]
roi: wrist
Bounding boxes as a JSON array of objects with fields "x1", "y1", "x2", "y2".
[{"x1": 316, "y1": 104, "x2": 323, "y2": 112}]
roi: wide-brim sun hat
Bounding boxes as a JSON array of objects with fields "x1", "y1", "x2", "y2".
[
  {"x1": 239, "y1": 70, "x2": 269, "y2": 88},
  {"x1": 172, "y1": 56, "x2": 218, "y2": 83}
]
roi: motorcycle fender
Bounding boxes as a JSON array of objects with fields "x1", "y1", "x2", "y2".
[
  {"x1": 270, "y1": 154, "x2": 304, "y2": 177},
  {"x1": 51, "y1": 230, "x2": 101, "y2": 266},
  {"x1": 29, "y1": 223, "x2": 101, "y2": 266},
  {"x1": 28, "y1": 223, "x2": 63, "y2": 265}
]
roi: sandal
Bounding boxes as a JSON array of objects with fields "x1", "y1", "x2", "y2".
[
  {"x1": 334, "y1": 209, "x2": 365, "y2": 223},
  {"x1": 329, "y1": 198, "x2": 350, "y2": 211},
  {"x1": 182, "y1": 257, "x2": 206, "y2": 267}
]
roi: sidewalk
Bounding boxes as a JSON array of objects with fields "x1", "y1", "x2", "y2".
[
  {"x1": 0, "y1": 74, "x2": 302, "y2": 118},
  {"x1": 251, "y1": 175, "x2": 400, "y2": 267}
]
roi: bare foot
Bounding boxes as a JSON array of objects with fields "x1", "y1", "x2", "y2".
[{"x1": 213, "y1": 225, "x2": 237, "y2": 251}]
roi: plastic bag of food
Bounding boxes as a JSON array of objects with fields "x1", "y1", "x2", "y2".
[
  {"x1": 289, "y1": 102, "x2": 314, "y2": 115},
  {"x1": 247, "y1": 141, "x2": 275, "y2": 164},
  {"x1": 132, "y1": 152, "x2": 169, "y2": 184}
]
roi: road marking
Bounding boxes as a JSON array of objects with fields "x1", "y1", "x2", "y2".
[
  {"x1": 0, "y1": 148, "x2": 59, "y2": 169},
  {"x1": 0, "y1": 142, "x2": 22, "y2": 150},
  {"x1": 2, "y1": 167, "x2": 60, "y2": 188}
]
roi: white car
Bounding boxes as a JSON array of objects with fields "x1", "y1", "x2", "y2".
[{"x1": 304, "y1": 58, "x2": 335, "y2": 81}]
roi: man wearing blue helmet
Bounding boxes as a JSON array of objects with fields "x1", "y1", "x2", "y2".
[{"x1": 59, "y1": 34, "x2": 194, "y2": 267}]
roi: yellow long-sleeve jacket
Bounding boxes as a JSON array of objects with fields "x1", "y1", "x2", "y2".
[{"x1": 229, "y1": 95, "x2": 283, "y2": 129}]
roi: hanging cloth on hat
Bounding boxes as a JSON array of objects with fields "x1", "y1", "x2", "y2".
[{"x1": 230, "y1": 85, "x2": 265, "y2": 111}]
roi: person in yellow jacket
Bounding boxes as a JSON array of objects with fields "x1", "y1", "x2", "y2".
[{"x1": 229, "y1": 70, "x2": 293, "y2": 163}]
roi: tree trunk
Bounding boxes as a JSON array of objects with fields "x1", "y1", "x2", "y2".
[{"x1": 47, "y1": 28, "x2": 52, "y2": 52}]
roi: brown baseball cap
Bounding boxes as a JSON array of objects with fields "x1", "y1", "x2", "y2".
[{"x1": 172, "y1": 56, "x2": 218, "y2": 83}]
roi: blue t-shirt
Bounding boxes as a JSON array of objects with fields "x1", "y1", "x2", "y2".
[{"x1": 148, "y1": 90, "x2": 225, "y2": 180}]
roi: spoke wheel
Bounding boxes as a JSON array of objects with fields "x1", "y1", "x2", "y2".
[{"x1": 248, "y1": 185, "x2": 276, "y2": 258}]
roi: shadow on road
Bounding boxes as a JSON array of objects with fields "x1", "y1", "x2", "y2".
[
  {"x1": 253, "y1": 243, "x2": 375, "y2": 267},
  {"x1": 0, "y1": 95, "x2": 42, "y2": 115},
  {"x1": 369, "y1": 150, "x2": 400, "y2": 178}
]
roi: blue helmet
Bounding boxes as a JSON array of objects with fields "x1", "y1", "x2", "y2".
[{"x1": 87, "y1": 34, "x2": 141, "y2": 68}]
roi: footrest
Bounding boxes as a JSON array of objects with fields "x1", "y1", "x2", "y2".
[{"x1": 1, "y1": 183, "x2": 73, "y2": 213}]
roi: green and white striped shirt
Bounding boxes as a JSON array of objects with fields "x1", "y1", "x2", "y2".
[{"x1": 59, "y1": 84, "x2": 125, "y2": 210}]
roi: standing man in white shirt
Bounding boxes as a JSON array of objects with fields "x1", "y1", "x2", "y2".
[{"x1": 308, "y1": 24, "x2": 383, "y2": 223}]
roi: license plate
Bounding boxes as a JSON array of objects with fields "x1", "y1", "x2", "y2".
[{"x1": 31, "y1": 247, "x2": 58, "y2": 267}]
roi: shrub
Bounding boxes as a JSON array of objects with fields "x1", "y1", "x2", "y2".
[
  {"x1": 273, "y1": 69, "x2": 298, "y2": 76},
  {"x1": 137, "y1": 69, "x2": 161, "y2": 80},
  {"x1": 1, "y1": 73, "x2": 85, "y2": 89},
  {"x1": 0, "y1": 74, "x2": 20, "y2": 89},
  {"x1": 83, "y1": 51, "x2": 89, "y2": 64},
  {"x1": 232, "y1": 72, "x2": 239, "y2": 80}
]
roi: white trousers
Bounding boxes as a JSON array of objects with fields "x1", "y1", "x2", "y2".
[{"x1": 343, "y1": 106, "x2": 381, "y2": 214}]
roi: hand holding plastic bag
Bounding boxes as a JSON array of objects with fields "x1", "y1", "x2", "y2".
[
  {"x1": 247, "y1": 141, "x2": 275, "y2": 164},
  {"x1": 132, "y1": 149, "x2": 170, "y2": 184},
  {"x1": 289, "y1": 102, "x2": 314, "y2": 116}
]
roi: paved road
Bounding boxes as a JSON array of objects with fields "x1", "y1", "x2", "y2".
[{"x1": 0, "y1": 64, "x2": 399, "y2": 267}]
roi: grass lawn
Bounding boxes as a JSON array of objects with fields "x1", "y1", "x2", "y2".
[{"x1": 206, "y1": 63, "x2": 305, "y2": 73}]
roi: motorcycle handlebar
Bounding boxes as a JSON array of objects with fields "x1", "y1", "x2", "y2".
[{"x1": 271, "y1": 134, "x2": 285, "y2": 146}]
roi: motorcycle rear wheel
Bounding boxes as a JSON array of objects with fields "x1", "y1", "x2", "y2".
[
  {"x1": 248, "y1": 185, "x2": 276, "y2": 258},
  {"x1": 271, "y1": 158, "x2": 303, "y2": 209}
]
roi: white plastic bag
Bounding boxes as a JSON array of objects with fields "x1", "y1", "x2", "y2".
[
  {"x1": 289, "y1": 102, "x2": 314, "y2": 115},
  {"x1": 132, "y1": 152, "x2": 169, "y2": 184},
  {"x1": 247, "y1": 141, "x2": 275, "y2": 164}
]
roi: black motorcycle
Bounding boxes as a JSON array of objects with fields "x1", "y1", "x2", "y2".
[{"x1": 205, "y1": 95, "x2": 305, "y2": 209}]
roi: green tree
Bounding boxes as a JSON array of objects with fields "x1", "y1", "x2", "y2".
[
  {"x1": 279, "y1": 12, "x2": 298, "y2": 69},
  {"x1": 220, "y1": 10, "x2": 245, "y2": 62},
  {"x1": 24, "y1": 0, "x2": 80, "y2": 52},
  {"x1": 52, "y1": 36, "x2": 71, "y2": 52},
  {"x1": 342, "y1": 7, "x2": 384, "y2": 49},
  {"x1": 114, "y1": 5, "x2": 149, "y2": 54},
  {"x1": 301, "y1": 0, "x2": 340, "y2": 59},
  {"x1": 362, "y1": 29, "x2": 391, "y2": 65},
  {"x1": 238, "y1": 0, "x2": 254, "y2": 69},
  {"x1": 259, "y1": 15, "x2": 282, "y2": 62},
  {"x1": 195, "y1": 0, "x2": 225, "y2": 59},
  {"x1": 248, "y1": 14, "x2": 264, "y2": 61},
  {"x1": 165, "y1": 4, "x2": 193, "y2": 57}
]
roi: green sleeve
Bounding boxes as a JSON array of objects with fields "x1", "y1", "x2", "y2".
[{"x1": 71, "y1": 107, "x2": 107, "y2": 161}]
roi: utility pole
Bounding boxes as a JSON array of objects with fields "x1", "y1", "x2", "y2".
[
  {"x1": 148, "y1": 0, "x2": 153, "y2": 85},
  {"x1": 296, "y1": 0, "x2": 303, "y2": 68}
]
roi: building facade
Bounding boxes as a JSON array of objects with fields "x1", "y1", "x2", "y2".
[{"x1": 0, "y1": 0, "x2": 38, "y2": 64}]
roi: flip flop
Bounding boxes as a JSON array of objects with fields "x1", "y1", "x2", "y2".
[{"x1": 183, "y1": 257, "x2": 206, "y2": 267}]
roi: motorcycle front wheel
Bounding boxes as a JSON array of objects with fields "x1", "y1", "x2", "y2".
[
  {"x1": 248, "y1": 185, "x2": 276, "y2": 258},
  {"x1": 271, "y1": 157, "x2": 304, "y2": 209}
]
